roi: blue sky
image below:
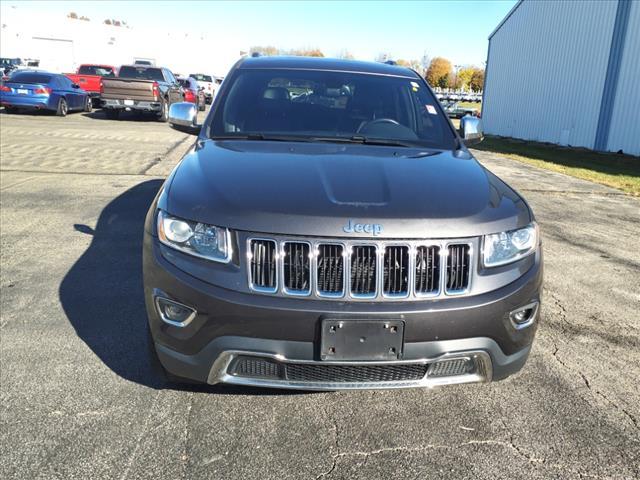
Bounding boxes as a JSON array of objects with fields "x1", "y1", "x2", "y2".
[{"x1": 2, "y1": 1, "x2": 517, "y2": 66}]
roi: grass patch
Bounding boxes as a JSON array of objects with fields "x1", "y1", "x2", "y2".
[
  {"x1": 473, "y1": 136, "x2": 640, "y2": 196},
  {"x1": 457, "y1": 101, "x2": 481, "y2": 112}
]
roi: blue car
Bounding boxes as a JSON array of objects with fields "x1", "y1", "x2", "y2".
[{"x1": 1, "y1": 71, "x2": 91, "y2": 116}]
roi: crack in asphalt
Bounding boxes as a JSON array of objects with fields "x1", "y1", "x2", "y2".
[
  {"x1": 547, "y1": 292, "x2": 639, "y2": 433},
  {"x1": 180, "y1": 393, "x2": 195, "y2": 479},
  {"x1": 315, "y1": 439, "x2": 544, "y2": 478},
  {"x1": 315, "y1": 415, "x2": 545, "y2": 479},
  {"x1": 118, "y1": 391, "x2": 160, "y2": 480},
  {"x1": 315, "y1": 402, "x2": 341, "y2": 480},
  {"x1": 139, "y1": 156, "x2": 163, "y2": 175},
  {"x1": 0, "y1": 175, "x2": 43, "y2": 191},
  {"x1": 138, "y1": 135, "x2": 190, "y2": 175}
]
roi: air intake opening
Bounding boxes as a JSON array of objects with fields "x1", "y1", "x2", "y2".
[
  {"x1": 415, "y1": 245, "x2": 440, "y2": 295},
  {"x1": 428, "y1": 358, "x2": 473, "y2": 377},
  {"x1": 283, "y1": 242, "x2": 311, "y2": 294},
  {"x1": 446, "y1": 244, "x2": 470, "y2": 293},
  {"x1": 249, "y1": 239, "x2": 277, "y2": 292},
  {"x1": 317, "y1": 244, "x2": 345, "y2": 296},
  {"x1": 383, "y1": 246, "x2": 409, "y2": 296},
  {"x1": 350, "y1": 245, "x2": 377, "y2": 297}
]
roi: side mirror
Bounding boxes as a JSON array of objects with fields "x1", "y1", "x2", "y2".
[
  {"x1": 168, "y1": 102, "x2": 201, "y2": 135},
  {"x1": 72, "y1": 83, "x2": 80, "y2": 89},
  {"x1": 458, "y1": 115, "x2": 484, "y2": 146}
]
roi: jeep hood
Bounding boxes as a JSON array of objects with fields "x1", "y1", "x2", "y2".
[{"x1": 166, "y1": 140, "x2": 531, "y2": 238}]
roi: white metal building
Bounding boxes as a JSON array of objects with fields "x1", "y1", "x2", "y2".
[
  {"x1": 482, "y1": 0, "x2": 640, "y2": 156},
  {"x1": 0, "y1": 7, "x2": 241, "y2": 77}
]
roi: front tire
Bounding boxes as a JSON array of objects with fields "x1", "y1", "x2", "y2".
[
  {"x1": 84, "y1": 96, "x2": 92, "y2": 113},
  {"x1": 4, "y1": 106, "x2": 18, "y2": 114},
  {"x1": 56, "y1": 98, "x2": 68, "y2": 117}
]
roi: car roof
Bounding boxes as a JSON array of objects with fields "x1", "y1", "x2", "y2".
[
  {"x1": 238, "y1": 56, "x2": 420, "y2": 78},
  {"x1": 119, "y1": 65, "x2": 162, "y2": 69},
  {"x1": 11, "y1": 70, "x2": 56, "y2": 76}
]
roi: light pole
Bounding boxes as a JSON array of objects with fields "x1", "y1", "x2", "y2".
[{"x1": 454, "y1": 64, "x2": 461, "y2": 92}]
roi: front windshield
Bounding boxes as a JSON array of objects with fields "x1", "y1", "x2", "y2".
[{"x1": 210, "y1": 68, "x2": 455, "y2": 149}]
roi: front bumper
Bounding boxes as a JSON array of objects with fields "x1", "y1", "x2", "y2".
[{"x1": 144, "y1": 233, "x2": 543, "y2": 389}]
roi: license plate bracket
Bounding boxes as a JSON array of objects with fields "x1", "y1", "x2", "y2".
[
  {"x1": 17, "y1": 89, "x2": 28, "y2": 95},
  {"x1": 320, "y1": 319, "x2": 404, "y2": 361}
]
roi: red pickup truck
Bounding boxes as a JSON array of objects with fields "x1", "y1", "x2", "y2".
[{"x1": 66, "y1": 64, "x2": 116, "y2": 106}]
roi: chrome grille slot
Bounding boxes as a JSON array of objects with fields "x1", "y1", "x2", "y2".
[
  {"x1": 249, "y1": 239, "x2": 277, "y2": 292},
  {"x1": 383, "y1": 246, "x2": 409, "y2": 296},
  {"x1": 415, "y1": 246, "x2": 440, "y2": 295},
  {"x1": 446, "y1": 244, "x2": 471, "y2": 293},
  {"x1": 283, "y1": 242, "x2": 310, "y2": 294},
  {"x1": 350, "y1": 245, "x2": 377, "y2": 297},
  {"x1": 317, "y1": 244, "x2": 345, "y2": 296}
]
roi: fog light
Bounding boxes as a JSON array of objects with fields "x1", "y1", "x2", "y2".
[
  {"x1": 509, "y1": 302, "x2": 539, "y2": 329},
  {"x1": 154, "y1": 297, "x2": 196, "y2": 327}
]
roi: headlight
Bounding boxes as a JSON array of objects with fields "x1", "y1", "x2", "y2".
[
  {"x1": 483, "y1": 223, "x2": 538, "y2": 267},
  {"x1": 157, "y1": 210, "x2": 232, "y2": 263}
]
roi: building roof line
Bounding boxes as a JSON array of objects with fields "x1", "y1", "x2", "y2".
[{"x1": 488, "y1": 0, "x2": 524, "y2": 40}]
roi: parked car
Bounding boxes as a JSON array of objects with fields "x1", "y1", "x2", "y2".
[
  {"x1": 1, "y1": 71, "x2": 91, "y2": 115},
  {"x1": 188, "y1": 73, "x2": 215, "y2": 103},
  {"x1": 177, "y1": 76, "x2": 206, "y2": 111},
  {"x1": 100, "y1": 65, "x2": 183, "y2": 121},
  {"x1": 66, "y1": 64, "x2": 116, "y2": 107},
  {"x1": 443, "y1": 101, "x2": 478, "y2": 119},
  {"x1": 145, "y1": 56, "x2": 543, "y2": 390},
  {"x1": 1, "y1": 57, "x2": 22, "y2": 79}
]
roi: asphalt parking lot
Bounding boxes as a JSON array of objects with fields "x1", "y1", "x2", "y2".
[{"x1": 1, "y1": 109, "x2": 638, "y2": 480}]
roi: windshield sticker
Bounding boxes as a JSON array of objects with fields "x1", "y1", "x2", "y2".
[
  {"x1": 426, "y1": 104, "x2": 437, "y2": 115},
  {"x1": 410, "y1": 81, "x2": 420, "y2": 89}
]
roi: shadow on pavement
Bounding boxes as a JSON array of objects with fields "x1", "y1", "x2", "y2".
[
  {"x1": 81, "y1": 110, "x2": 164, "y2": 122},
  {"x1": 59, "y1": 180, "x2": 304, "y2": 396}
]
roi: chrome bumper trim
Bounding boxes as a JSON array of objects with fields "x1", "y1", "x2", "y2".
[{"x1": 207, "y1": 350, "x2": 493, "y2": 390}]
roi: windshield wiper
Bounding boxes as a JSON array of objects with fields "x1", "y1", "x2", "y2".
[
  {"x1": 212, "y1": 133, "x2": 429, "y2": 149},
  {"x1": 310, "y1": 135, "x2": 419, "y2": 148},
  {"x1": 211, "y1": 133, "x2": 314, "y2": 142}
]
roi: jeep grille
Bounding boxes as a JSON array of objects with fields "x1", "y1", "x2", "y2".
[{"x1": 247, "y1": 237, "x2": 472, "y2": 300}]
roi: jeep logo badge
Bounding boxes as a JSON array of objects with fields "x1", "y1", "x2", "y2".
[{"x1": 343, "y1": 219, "x2": 383, "y2": 236}]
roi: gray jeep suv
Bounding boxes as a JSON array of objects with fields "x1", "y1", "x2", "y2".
[{"x1": 143, "y1": 56, "x2": 543, "y2": 390}]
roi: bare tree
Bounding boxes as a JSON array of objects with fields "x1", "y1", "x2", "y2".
[{"x1": 337, "y1": 49, "x2": 355, "y2": 60}]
